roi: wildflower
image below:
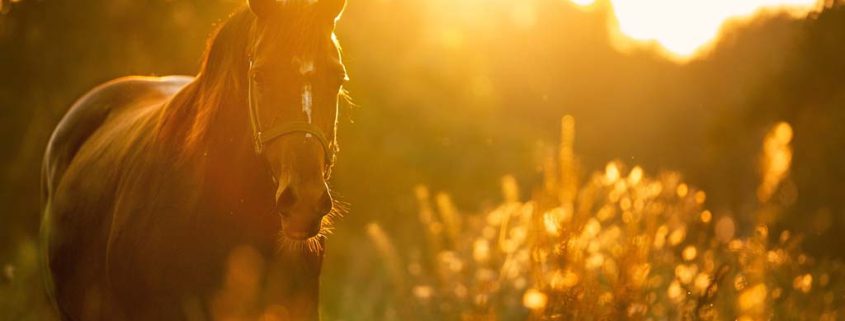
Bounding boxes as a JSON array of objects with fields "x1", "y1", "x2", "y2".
[
  {"x1": 550, "y1": 269, "x2": 579, "y2": 289},
  {"x1": 654, "y1": 225, "x2": 669, "y2": 249},
  {"x1": 473, "y1": 239, "x2": 490, "y2": 262},
  {"x1": 605, "y1": 162, "x2": 621, "y2": 184},
  {"x1": 586, "y1": 253, "x2": 605, "y2": 270},
  {"x1": 522, "y1": 288, "x2": 547, "y2": 310},
  {"x1": 629, "y1": 264, "x2": 651, "y2": 288},
  {"x1": 675, "y1": 264, "x2": 697, "y2": 284},
  {"x1": 682, "y1": 246, "x2": 697, "y2": 261},
  {"x1": 628, "y1": 166, "x2": 643, "y2": 185},
  {"x1": 667, "y1": 280, "x2": 683, "y2": 301},
  {"x1": 695, "y1": 191, "x2": 707, "y2": 204},
  {"x1": 668, "y1": 226, "x2": 686, "y2": 246},
  {"x1": 413, "y1": 286, "x2": 434, "y2": 300},
  {"x1": 738, "y1": 283, "x2": 767, "y2": 312},
  {"x1": 582, "y1": 218, "x2": 601, "y2": 239},
  {"x1": 700, "y1": 210, "x2": 712, "y2": 223},
  {"x1": 694, "y1": 273, "x2": 710, "y2": 292},
  {"x1": 676, "y1": 183, "x2": 689, "y2": 198},
  {"x1": 793, "y1": 274, "x2": 813, "y2": 293},
  {"x1": 716, "y1": 216, "x2": 736, "y2": 243}
]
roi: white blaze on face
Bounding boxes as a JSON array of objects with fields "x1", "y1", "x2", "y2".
[{"x1": 299, "y1": 59, "x2": 315, "y2": 128}]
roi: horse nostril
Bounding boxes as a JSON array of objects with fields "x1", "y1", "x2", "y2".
[
  {"x1": 318, "y1": 192, "x2": 333, "y2": 217},
  {"x1": 276, "y1": 186, "x2": 297, "y2": 213}
]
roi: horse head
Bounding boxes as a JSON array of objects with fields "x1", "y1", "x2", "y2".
[{"x1": 245, "y1": 0, "x2": 348, "y2": 248}]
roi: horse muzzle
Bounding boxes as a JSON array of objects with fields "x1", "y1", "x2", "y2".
[{"x1": 280, "y1": 214, "x2": 323, "y2": 240}]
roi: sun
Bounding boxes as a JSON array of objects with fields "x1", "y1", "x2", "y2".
[
  {"x1": 580, "y1": 0, "x2": 823, "y2": 62},
  {"x1": 570, "y1": 0, "x2": 597, "y2": 7}
]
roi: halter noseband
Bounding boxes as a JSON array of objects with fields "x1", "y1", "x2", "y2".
[{"x1": 247, "y1": 58, "x2": 334, "y2": 170}]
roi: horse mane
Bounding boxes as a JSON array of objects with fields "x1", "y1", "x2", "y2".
[
  {"x1": 156, "y1": 7, "x2": 255, "y2": 154},
  {"x1": 156, "y1": 4, "x2": 330, "y2": 158}
]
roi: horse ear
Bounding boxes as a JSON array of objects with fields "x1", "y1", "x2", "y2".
[
  {"x1": 318, "y1": 0, "x2": 347, "y2": 22},
  {"x1": 248, "y1": 0, "x2": 274, "y2": 18}
]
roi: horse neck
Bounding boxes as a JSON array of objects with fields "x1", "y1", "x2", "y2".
[
  {"x1": 208, "y1": 81, "x2": 266, "y2": 169},
  {"x1": 202, "y1": 79, "x2": 252, "y2": 158},
  {"x1": 188, "y1": 74, "x2": 274, "y2": 205}
]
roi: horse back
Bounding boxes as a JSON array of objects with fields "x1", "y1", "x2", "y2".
[{"x1": 42, "y1": 75, "x2": 191, "y2": 198}]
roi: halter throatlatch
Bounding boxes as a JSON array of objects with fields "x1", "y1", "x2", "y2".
[{"x1": 247, "y1": 59, "x2": 334, "y2": 169}]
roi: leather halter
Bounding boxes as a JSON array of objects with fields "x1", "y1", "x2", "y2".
[{"x1": 247, "y1": 59, "x2": 334, "y2": 171}]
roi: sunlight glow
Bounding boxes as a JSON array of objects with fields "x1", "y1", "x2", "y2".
[
  {"x1": 428, "y1": 0, "x2": 818, "y2": 61},
  {"x1": 570, "y1": 0, "x2": 596, "y2": 7},
  {"x1": 595, "y1": 0, "x2": 822, "y2": 61}
]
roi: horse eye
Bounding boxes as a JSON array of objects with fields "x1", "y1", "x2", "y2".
[{"x1": 335, "y1": 75, "x2": 348, "y2": 87}]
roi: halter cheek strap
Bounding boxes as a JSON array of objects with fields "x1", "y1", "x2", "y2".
[{"x1": 247, "y1": 59, "x2": 334, "y2": 170}]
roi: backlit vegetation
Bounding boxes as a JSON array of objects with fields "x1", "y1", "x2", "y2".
[{"x1": 370, "y1": 116, "x2": 844, "y2": 320}]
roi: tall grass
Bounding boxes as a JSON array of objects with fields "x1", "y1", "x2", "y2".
[
  {"x1": 370, "y1": 116, "x2": 844, "y2": 321},
  {"x1": 1, "y1": 115, "x2": 840, "y2": 321}
]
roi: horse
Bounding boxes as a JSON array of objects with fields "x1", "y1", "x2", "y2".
[{"x1": 39, "y1": 0, "x2": 349, "y2": 320}]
